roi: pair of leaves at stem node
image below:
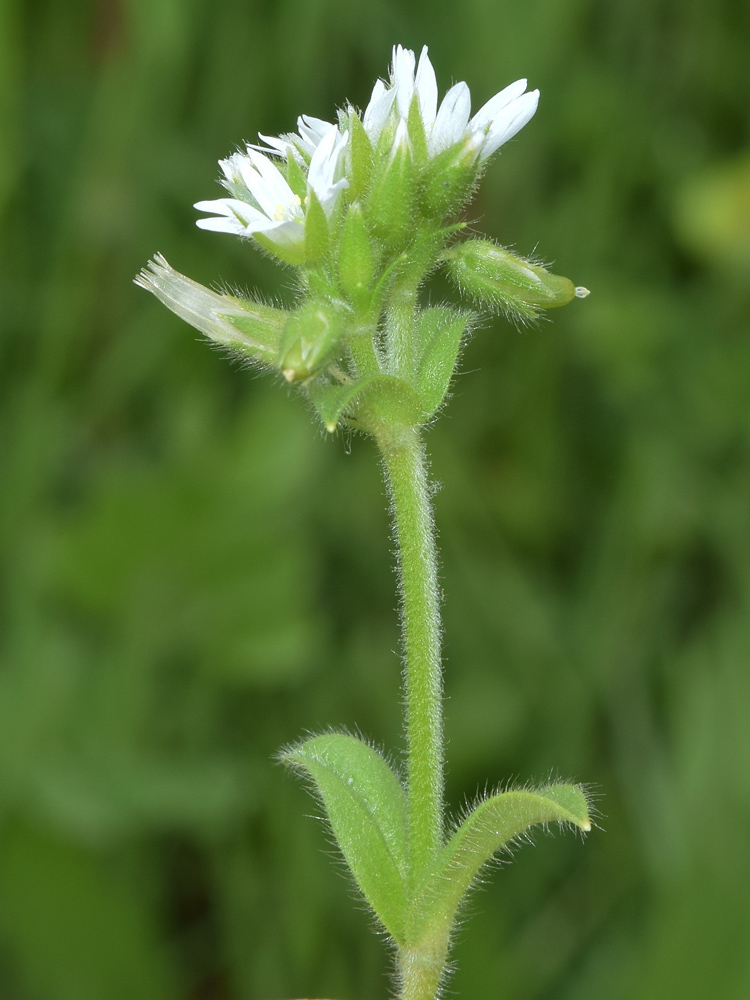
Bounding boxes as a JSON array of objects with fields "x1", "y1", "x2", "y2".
[
  {"x1": 281, "y1": 733, "x2": 591, "y2": 948},
  {"x1": 309, "y1": 306, "x2": 473, "y2": 432}
]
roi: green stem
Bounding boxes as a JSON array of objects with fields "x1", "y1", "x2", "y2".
[
  {"x1": 397, "y1": 930, "x2": 451, "y2": 1000},
  {"x1": 375, "y1": 423, "x2": 443, "y2": 884}
]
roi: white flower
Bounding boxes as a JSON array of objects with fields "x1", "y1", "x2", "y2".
[
  {"x1": 195, "y1": 125, "x2": 349, "y2": 246},
  {"x1": 362, "y1": 44, "x2": 539, "y2": 162}
]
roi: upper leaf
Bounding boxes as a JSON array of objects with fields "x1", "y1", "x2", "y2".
[
  {"x1": 309, "y1": 374, "x2": 425, "y2": 432},
  {"x1": 413, "y1": 306, "x2": 473, "y2": 417},
  {"x1": 281, "y1": 733, "x2": 410, "y2": 943},
  {"x1": 410, "y1": 784, "x2": 590, "y2": 940}
]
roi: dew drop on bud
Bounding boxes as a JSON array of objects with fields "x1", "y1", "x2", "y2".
[{"x1": 575, "y1": 286, "x2": 590, "y2": 298}]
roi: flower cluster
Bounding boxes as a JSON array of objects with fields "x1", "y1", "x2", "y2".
[
  {"x1": 139, "y1": 44, "x2": 586, "y2": 436},
  {"x1": 194, "y1": 45, "x2": 539, "y2": 258}
]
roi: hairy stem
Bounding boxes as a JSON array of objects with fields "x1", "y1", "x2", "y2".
[
  {"x1": 397, "y1": 929, "x2": 451, "y2": 1000},
  {"x1": 375, "y1": 423, "x2": 443, "y2": 885}
]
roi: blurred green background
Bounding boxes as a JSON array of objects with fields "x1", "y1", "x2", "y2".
[{"x1": 2, "y1": 0, "x2": 749, "y2": 998}]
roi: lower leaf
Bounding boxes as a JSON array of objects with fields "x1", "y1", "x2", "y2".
[
  {"x1": 411, "y1": 783, "x2": 590, "y2": 940},
  {"x1": 281, "y1": 733, "x2": 410, "y2": 943}
]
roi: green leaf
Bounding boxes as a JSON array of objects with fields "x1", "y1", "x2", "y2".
[
  {"x1": 281, "y1": 733, "x2": 409, "y2": 943},
  {"x1": 309, "y1": 374, "x2": 424, "y2": 432},
  {"x1": 413, "y1": 306, "x2": 473, "y2": 416},
  {"x1": 412, "y1": 784, "x2": 590, "y2": 937}
]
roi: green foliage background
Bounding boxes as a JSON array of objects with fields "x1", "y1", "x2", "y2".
[{"x1": 1, "y1": 0, "x2": 749, "y2": 998}]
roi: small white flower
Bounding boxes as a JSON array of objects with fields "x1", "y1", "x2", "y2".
[
  {"x1": 195, "y1": 125, "x2": 349, "y2": 247},
  {"x1": 362, "y1": 44, "x2": 539, "y2": 162}
]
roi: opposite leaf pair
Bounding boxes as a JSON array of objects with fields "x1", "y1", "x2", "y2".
[{"x1": 283, "y1": 734, "x2": 590, "y2": 985}]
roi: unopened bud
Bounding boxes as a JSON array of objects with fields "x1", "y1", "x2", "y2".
[
  {"x1": 443, "y1": 240, "x2": 587, "y2": 321},
  {"x1": 278, "y1": 298, "x2": 349, "y2": 382}
]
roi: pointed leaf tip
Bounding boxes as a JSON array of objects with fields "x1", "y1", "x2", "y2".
[{"x1": 411, "y1": 783, "x2": 591, "y2": 939}]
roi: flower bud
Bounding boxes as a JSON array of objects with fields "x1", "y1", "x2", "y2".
[
  {"x1": 278, "y1": 298, "x2": 349, "y2": 382},
  {"x1": 443, "y1": 239, "x2": 589, "y2": 320},
  {"x1": 135, "y1": 255, "x2": 287, "y2": 367}
]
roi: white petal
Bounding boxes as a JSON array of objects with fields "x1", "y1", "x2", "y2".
[
  {"x1": 477, "y1": 89, "x2": 539, "y2": 160},
  {"x1": 415, "y1": 46, "x2": 438, "y2": 128},
  {"x1": 253, "y1": 218, "x2": 305, "y2": 247},
  {"x1": 363, "y1": 81, "x2": 396, "y2": 141},
  {"x1": 389, "y1": 118, "x2": 410, "y2": 161},
  {"x1": 196, "y1": 215, "x2": 245, "y2": 233},
  {"x1": 298, "y1": 115, "x2": 335, "y2": 146},
  {"x1": 317, "y1": 177, "x2": 349, "y2": 215},
  {"x1": 364, "y1": 78, "x2": 386, "y2": 120},
  {"x1": 429, "y1": 81, "x2": 472, "y2": 155},
  {"x1": 242, "y1": 151, "x2": 298, "y2": 219},
  {"x1": 308, "y1": 127, "x2": 349, "y2": 213},
  {"x1": 470, "y1": 79, "x2": 529, "y2": 132},
  {"x1": 195, "y1": 196, "x2": 269, "y2": 229},
  {"x1": 392, "y1": 44, "x2": 416, "y2": 119},
  {"x1": 307, "y1": 125, "x2": 339, "y2": 195},
  {"x1": 252, "y1": 133, "x2": 292, "y2": 157}
]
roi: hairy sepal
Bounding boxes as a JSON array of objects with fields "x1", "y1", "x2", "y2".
[{"x1": 281, "y1": 733, "x2": 410, "y2": 944}]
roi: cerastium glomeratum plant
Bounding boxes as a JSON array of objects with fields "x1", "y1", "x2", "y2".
[{"x1": 137, "y1": 44, "x2": 592, "y2": 1000}]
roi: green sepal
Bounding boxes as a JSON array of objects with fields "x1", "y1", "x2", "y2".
[
  {"x1": 278, "y1": 298, "x2": 348, "y2": 382},
  {"x1": 309, "y1": 374, "x2": 425, "y2": 432},
  {"x1": 367, "y1": 133, "x2": 415, "y2": 250},
  {"x1": 349, "y1": 112, "x2": 373, "y2": 201},
  {"x1": 253, "y1": 231, "x2": 307, "y2": 267},
  {"x1": 338, "y1": 203, "x2": 375, "y2": 308},
  {"x1": 420, "y1": 140, "x2": 481, "y2": 221},
  {"x1": 223, "y1": 303, "x2": 288, "y2": 365},
  {"x1": 281, "y1": 733, "x2": 409, "y2": 943},
  {"x1": 285, "y1": 153, "x2": 308, "y2": 200},
  {"x1": 412, "y1": 784, "x2": 591, "y2": 939},
  {"x1": 134, "y1": 255, "x2": 288, "y2": 367},
  {"x1": 305, "y1": 189, "x2": 330, "y2": 263},
  {"x1": 407, "y1": 94, "x2": 428, "y2": 166}
]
